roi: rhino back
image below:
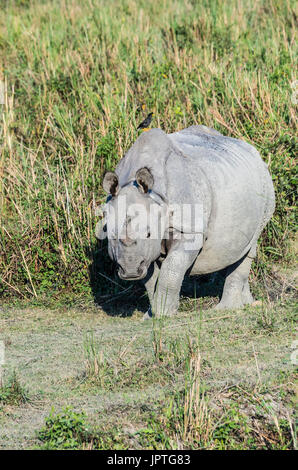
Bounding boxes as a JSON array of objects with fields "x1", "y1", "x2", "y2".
[
  {"x1": 114, "y1": 126, "x2": 274, "y2": 273},
  {"x1": 168, "y1": 126, "x2": 275, "y2": 273}
]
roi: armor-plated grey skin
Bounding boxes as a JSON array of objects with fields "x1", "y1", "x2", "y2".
[{"x1": 97, "y1": 126, "x2": 275, "y2": 316}]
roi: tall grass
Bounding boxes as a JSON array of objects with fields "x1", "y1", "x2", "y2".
[{"x1": 0, "y1": 0, "x2": 296, "y2": 298}]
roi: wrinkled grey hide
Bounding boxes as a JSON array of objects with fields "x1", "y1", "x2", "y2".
[{"x1": 97, "y1": 126, "x2": 275, "y2": 316}]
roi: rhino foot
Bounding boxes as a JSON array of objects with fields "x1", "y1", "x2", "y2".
[
  {"x1": 214, "y1": 299, "x2": 244, "y2": 311},
  {"x1": 242, "y1": 281, "x2": 254, "y2": 305},
  {"x1": 142, "y1": 308, "x2": 153, "y2": 321},
  {"x1": 215, "y1": 289, "x2": 254, "y2": 310},
  {"x1": 142, "y1": 305, "x2": 179, "y2": 319}
]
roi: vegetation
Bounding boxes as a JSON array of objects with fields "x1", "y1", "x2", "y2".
[
  {"x1": 37, "y1": 406, "x2": 125, "y2": 450},
  {"x1": 34, "y1": 317, "x2": 296, "y2": 450},
  {"x1": 0, "y1": 301, "x2": 296, "y2": 449},
  {"x1": 0, "y1": 0, "x2": 297, "y2": 300},
  {"x1": 0, "y1": 370, "x2": 30, "y2": 406},
  {"x1": 0, "y1": 0, "x2": 296, "y2": 452}
]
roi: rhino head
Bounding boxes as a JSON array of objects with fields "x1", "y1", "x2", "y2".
[{"x1": 99, "y1": 167, "x2": 168, "y2": 280}]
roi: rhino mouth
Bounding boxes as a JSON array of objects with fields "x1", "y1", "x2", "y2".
[{"x1": 118, "y1": 261, "x2": 148, "y2": 280}]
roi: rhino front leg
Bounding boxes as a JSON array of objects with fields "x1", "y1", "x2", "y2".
[
  {"x1": 142, "y1": 262, "x2": 160, "y2": 319},
  {"x1": 151, "y1": 250, "x2": 197, "y2": 317}
]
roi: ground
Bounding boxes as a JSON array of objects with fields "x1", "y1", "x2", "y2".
[
  {"x1": 0, "y1": 283, "x2": 296, "y2": 450},
  {"x1": 0, "y1": 0, "x2": 296, "y2": 451}
]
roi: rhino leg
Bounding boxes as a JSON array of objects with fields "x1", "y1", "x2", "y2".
[
  {"x1": 151, "y1": 250, "x2": 197, "y2": 317},
  {"x1": 242, "y1": 279, "x2": 255, "y2": 305},
  {"x1": 142, "y1": 262, "x2": 160, "y2": 319},
  {"x1": 216, "y1": 252, "x2": 254, "y2": 310}
]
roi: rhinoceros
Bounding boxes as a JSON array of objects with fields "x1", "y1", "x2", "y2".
[{"x1": 96, "y1": 125, "x2": 275, "y2": 317}]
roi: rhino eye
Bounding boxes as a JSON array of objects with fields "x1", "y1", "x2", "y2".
[{"x1": 147, "y1": 231, "x2": 151, "y2": 238}]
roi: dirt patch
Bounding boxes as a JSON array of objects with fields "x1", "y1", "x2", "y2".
[{"x1": 0, "y1": 298, "x2": 296, "y2": 449}]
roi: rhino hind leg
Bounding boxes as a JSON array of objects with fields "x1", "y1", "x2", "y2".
[
  {"x1": 215, "y1": 252, "x2": 254, "y2": 310},
  {"x1": 242, "y1": 279, "x2": 254, "y2": 305}
]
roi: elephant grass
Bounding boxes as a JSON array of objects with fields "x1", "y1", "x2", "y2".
[{"x1": 0, "y1": 0, "x2": 297, "y2": 300}]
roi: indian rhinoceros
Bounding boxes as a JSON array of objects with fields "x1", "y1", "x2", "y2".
[{"x1": 96, "y1": 125, "x2": 275, "y2": 317}]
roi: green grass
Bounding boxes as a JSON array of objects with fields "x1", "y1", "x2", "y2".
[
  {"x1": 0, "y1": 300, "x2": 296, "y2": 449},
  {"x1": 0, "y1": 0, "x2": 297, "y2": 451},
  {"x1": 0, "y1": 0, "x2": 297, "y2": 299},
  {"x1": 33, "y1": 301, "x2": 297, "y2": 450},
  {"x1": 36, "y1": 406, "x2": 125, "y2": 450},
  {"x1": 0, "y1": 370, "x2": 30, "y2": 406}
]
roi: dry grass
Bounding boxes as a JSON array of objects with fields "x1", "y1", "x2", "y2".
[
  {"x1": 0, "y1": 0, "x2": 296, "y2": 450},
  {"x1": 0, "y1": 0, "x2": 296, "y2": 300},
  {"x1": 0, "y1": 298, "x2": 296, "y2": 449}
]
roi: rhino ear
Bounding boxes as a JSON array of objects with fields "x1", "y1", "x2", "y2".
[
  {"x1": 95, "y1": 219, "x2": 107, "y2": 240},
  {"x1": 135, "y1": 167, "x2": 154, "y2": 193},
  {"x1": 103, "y1": 172, "x2": 119, "y2": 196}
]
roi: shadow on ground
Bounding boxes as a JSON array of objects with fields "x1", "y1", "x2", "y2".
[{"x1": 87, "y1": 241, "x2": 226, "y2": 317}]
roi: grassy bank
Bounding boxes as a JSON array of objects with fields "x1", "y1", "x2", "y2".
[{"x1": 0, "y1": 0, "x2": 297, "y2": 300}]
